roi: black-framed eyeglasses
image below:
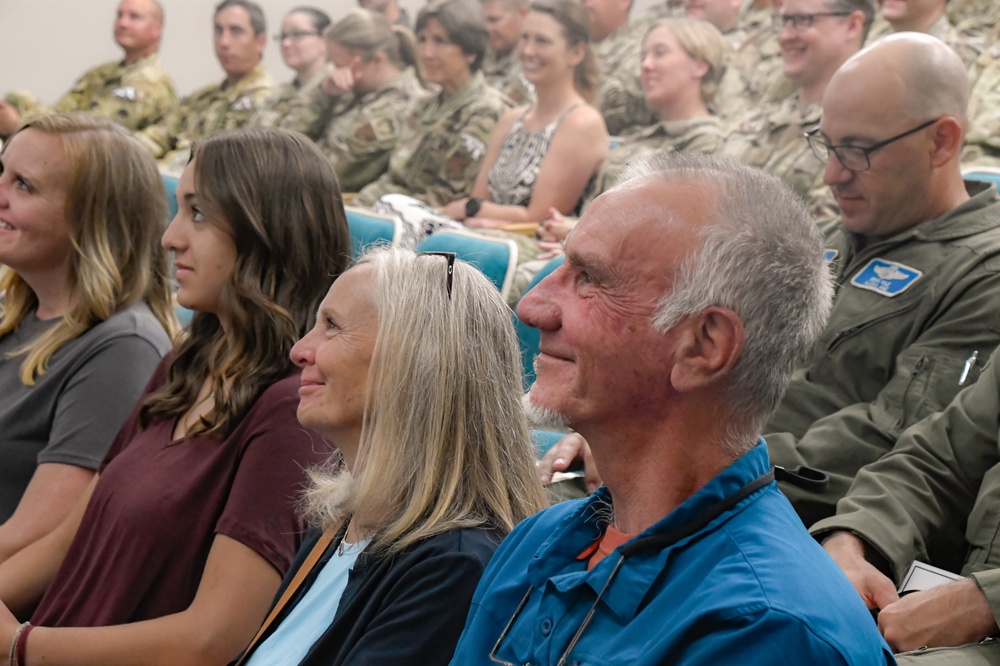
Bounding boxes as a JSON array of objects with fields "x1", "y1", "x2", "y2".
[
  {"x1": 771, "y1": 11, "x2": 851, "y2": 30},
  {"x1": 805, "y1": 118, "x2": 940, "y2": 172},
  {"x1": 419, "y1": 251, "x2": 456, "y2": 300},
  {"x1": 273, "y1": 30, "x2": 320, "y2": 42}
]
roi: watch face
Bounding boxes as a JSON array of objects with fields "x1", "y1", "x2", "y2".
[{"x1": 465, "y1": 197, "x2": 482, "y2": 218}]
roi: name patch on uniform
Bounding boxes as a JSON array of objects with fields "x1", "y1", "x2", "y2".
[
  {"x1": 111, "y1": 86, "x2": 137, "y2": 101},
  {"x1": 850, "y1": 258, "x2": 922, "y2": 297},
  {"x1": 230, "y1": 95, "x2": 254, "y2": 112},
  {"x1": 824, "y1": 249, "x2": 838, "y2": 262}
]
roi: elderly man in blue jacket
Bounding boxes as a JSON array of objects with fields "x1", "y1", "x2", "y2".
[{"x1": 449, "y1": 153, "x2": 895, "y2": 665}]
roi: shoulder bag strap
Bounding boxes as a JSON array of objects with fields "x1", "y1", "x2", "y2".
[{"x1": 233, "y1": 525, "x2": 340, "y2": 666}]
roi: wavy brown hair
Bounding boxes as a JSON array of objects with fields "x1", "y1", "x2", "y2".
[
  {"x1": 139, "y1": 127, "x2": 351, "y2": 438},
  {"x1": 0, "y1": 113, "x2": 178, "y2": 384}
]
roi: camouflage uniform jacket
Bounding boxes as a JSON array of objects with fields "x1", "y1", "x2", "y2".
[
  {"x1": 768, "y1": 182, "x2": 1000, "y2": 526},
  {"x1": 951, "y1": 0, "x2": 1000, "y2": 39},
  {"x1": 137, "y1": 64, "x2": 273, "y2": 164},
  {"x1": 868, "y1": 12, "x2": 982, "y2": 68},
  {"x1": 5, "y1": 54, "x2": 177, "y2": 133},
  {"x1": 964, "y1": 44, "x2": 1000, "y2": 169},
  {"x1": 585, "y1": 115, "x2": 725, "y2": 206},
  {"x1": 481, "y1": 48, "x2": 533, "y2": 106},
  {"x1": 314, "y1": 72, "x2": 420, "y2": 193},
  {"x1": 354, "y1": 73, "x2": 511, "y2": 208},
  {"x1": 722, "y1": 93, "x2": 828, "y2": 215},
  {"x1": 714, "y1": 23, "x2": 792, "y2": 127},
  {"x1": 248, "y1": 66, "x2": 328, "y2": 131},
  {"x1": 593, "y1": 23, "x2": 658, "y2": 136}
]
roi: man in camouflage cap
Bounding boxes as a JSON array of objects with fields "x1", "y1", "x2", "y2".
[
  {"x1": 136, "y1": 0, "x2": 272, "y2": 174},
  {"x1": 480, "y1": 0, "x2": 533, "y2": 104},
  {"x1": 0, "y1": 0, "x2": 176, "y2": 138},
  {"x1": 583, "y1": 0, "x2": 659, "y2": 136}
]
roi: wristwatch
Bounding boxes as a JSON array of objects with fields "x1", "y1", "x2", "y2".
[{"x1": 465, "y1": 197, "x2": 483, "y2": 219}]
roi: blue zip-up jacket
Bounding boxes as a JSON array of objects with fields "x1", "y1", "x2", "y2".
[{"x1": 451, "y1": 442, "x2": 895, "y2": 665}]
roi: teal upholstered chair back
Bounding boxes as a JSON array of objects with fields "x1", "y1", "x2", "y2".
[
  {"x1": 963, "y1": 167, "x2": 1000, "y2": 190},
  {"x1": 514, "y1": 255, "x2": 564, "y2": 390},
  {"x1": 162, "y1": 175, "x2": 179, "y2": 223},
  {"x1": 415, "y1": 229, "x2": 519, "y2": 301},
  {"x1": 345, "y1": 206, "x2": 402, "y2": 259}
]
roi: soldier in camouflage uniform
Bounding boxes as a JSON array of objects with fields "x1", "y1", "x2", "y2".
[
  {"x1": 136, "y1": 0, "x2": 273, "y2": 174},
  {"x1": 312, "y1": 71, "x2": 422, "y2": 194},
  {"x1": 249, "y1": 7, "x2": 331, "y2": 131},
  {"x1": 593, "y1": 22, "x2": 659, "y2": 135},
  {"x1": 866, "y1": 0, "x2": 982, "y2": 67},
  {"x1": 285, "y1": 10, "x2": 425, "y2": 193},
  {"x1": 723, "y1": 0, "x2": 872, "y2": 220},
  {"x1": 0, "y1": 0, "x2": 175, "y2": 138},
  {"x1": 356, "y1": 0, "x2": 512, "y2": 208},
  {"x1": 586, "y1": 17, "x2": 730, "y2": 204},
  {"x1": 579, "y1": 0, "x2": 659, "y2": 135},
  {"x1": 963, "y1": 43, "x2": 1000, "y2": 169},
  {"x1": 356, "y1": 73, "x2": 510, "y2": 207},
  {"x1": 480, "y1": 0, "x2": 534, "y2": 104},
  {"x1": 714, "y1": 17, "x2": 791, "y2": 126}
]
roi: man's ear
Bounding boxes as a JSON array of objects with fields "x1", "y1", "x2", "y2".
[
  {"x1": 929, "y1": 116, "x2": 964, "y2": 168},
  {"x1": 669, "y1": 307, "x2": 744, "y2": 393}
]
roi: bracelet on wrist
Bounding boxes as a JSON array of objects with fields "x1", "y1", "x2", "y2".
[
  {"x1": 8, "y1": 622, "x2": 29, "y2": 666},
  {"x1": 15, "y1": 624, "x2": 33, "y2": 666}
]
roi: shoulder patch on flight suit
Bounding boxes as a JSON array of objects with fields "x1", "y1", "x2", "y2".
[
  {"x1": 824, "y1": 249, "x2": 838, "y2": 262},
  {"x1": 850, "y1": 258, "x2": 923, "y2": 297}
]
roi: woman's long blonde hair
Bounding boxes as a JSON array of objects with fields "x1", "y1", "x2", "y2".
[
  {"x1": 303, "y1": 248, "x2": 546, "y2": 555},
  {"x1": 0, "y1": 113, "x2": 178, "y2": 384}
]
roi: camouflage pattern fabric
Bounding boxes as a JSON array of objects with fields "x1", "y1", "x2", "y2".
[
  {"x1": 4, "y1": 53, "x2": 177, "y2": 133},
  {"x1": 963, "y1": 45, "x2": 1000, "y2": 169},
  {"x1": 313, "y1": 69, "x2": 422, "y2": 193},
  {"x1": 593, "y1": 22, "x2": 658, "y2": 136},
  {"x1": 585, "y1": 115, "x2": 725, "y2": 206},
  {"x1": 715, "y1": 23, "x2": 791, "y2": 127},
  {"x1": 868, "y1": 12, "x2": 982, "y2": 68},
  {"x1": 482, "y1": 48, "x2": 534, "y2": 105},
  {"x1": 137, "y1": 64, "x2": 273, "y2": 173},
  {"x1": 248, "y1": 66, "x2": 328, "y2": 131},
  {"x1": 723, "y1": 93, "x2": 832, "y2": 220},
  {"x1": 950, "y1": 0, "x2": 1000, "y2": 39},
  {"x1": 354, "y1": 72, "x2": 512, "y2": 208}
]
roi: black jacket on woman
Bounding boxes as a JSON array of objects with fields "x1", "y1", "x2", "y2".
[{"x1": 235, "y1": 524, "x2": 503, "y2": 665}]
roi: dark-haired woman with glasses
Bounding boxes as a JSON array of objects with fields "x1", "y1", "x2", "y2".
[{"x1": 251, "y1": 6, "x2": 331, "y2": 129}]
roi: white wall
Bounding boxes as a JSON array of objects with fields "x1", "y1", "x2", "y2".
[{"x1": 0, "y1": 0, "x2": 658, "y2": 101}]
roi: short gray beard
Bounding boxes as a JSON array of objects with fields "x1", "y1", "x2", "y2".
[{"x1": 521, "y1": 390, "x2": 569, "y2": 430}]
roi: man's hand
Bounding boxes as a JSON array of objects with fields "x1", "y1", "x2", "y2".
[
  {"x1": 878, "y1": 578, "x2": 999, "y2": 652},
  {"x1": 822, "y1": 531, "x2": 900, "y2": 610},
  {"x1": 537, "y1": 433, "x2": 601, "y2": 492},
  {"x1": 0, "y1": 101, "x2": 21, "y2": 137}
]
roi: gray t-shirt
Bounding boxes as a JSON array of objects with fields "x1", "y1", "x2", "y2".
[{"x1": 0, "y1": 301, "x2": 171, "y2": 521}]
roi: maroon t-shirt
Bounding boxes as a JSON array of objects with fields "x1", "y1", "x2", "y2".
[{"x1": 32, "y1": 360, "x2": 333, "y2": 627}]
